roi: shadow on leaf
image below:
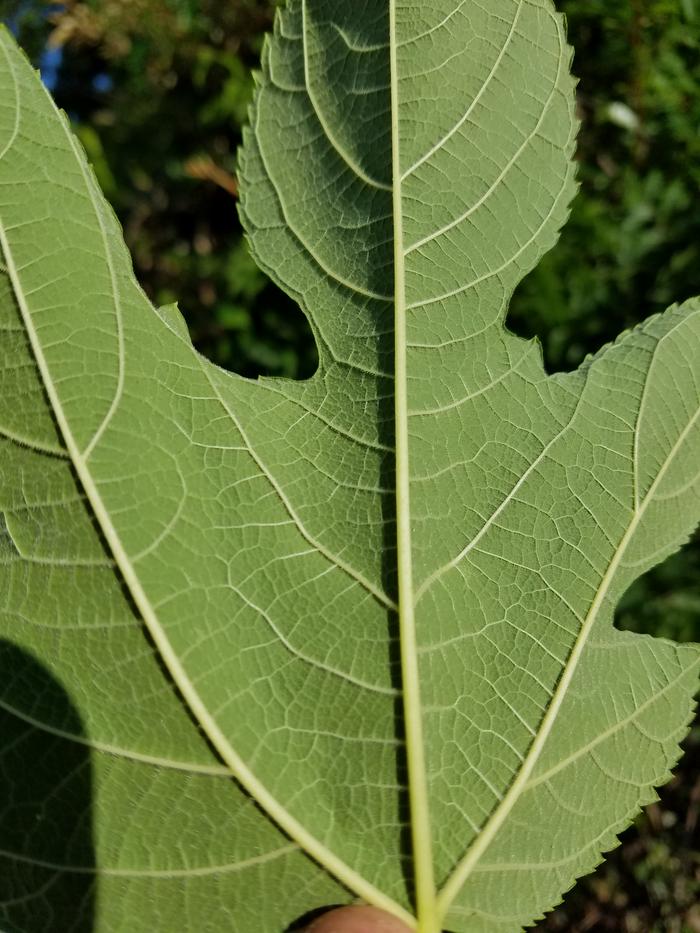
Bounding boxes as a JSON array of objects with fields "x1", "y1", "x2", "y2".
[{"x1": 0, "y1": 639, "x2": 95, "y2": 932}]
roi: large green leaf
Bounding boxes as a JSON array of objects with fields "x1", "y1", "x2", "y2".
[{"x1": 1, "y1": 3, "x2": 699, "y2": 932}]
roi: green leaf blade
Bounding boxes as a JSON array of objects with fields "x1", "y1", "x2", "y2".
[{"x1": 1, "y1": 2, "x2": 699, "y2": 931}]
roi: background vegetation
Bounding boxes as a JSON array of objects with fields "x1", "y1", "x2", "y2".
[{"x1": 3, "y1": 1, "x2": 699, "y2": 930}]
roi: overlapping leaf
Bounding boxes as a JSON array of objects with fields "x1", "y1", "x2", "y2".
[{"x1": 0, "y1": 2, "x2": 699, "y2": 932}]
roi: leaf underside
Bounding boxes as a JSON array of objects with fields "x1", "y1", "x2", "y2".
[{"x1": 0, "y1": 2, "x2": 699, "y2": 932}]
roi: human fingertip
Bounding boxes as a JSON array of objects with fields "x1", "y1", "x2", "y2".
[{"x1": 304, "y1": 905, "x2": 413, "y2": 933}]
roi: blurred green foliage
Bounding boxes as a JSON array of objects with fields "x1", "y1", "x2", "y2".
[
  {"x1": 6, "y1": 0, "x2": 316, "y2": 379},
  {"x1": 3, "y1": 1, "x2": 699, "y2": 930},
  {"x1": 512, "y1": 0, "x2": 700, "y2": 370}
]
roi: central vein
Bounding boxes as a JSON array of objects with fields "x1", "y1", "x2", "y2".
[{"x1": 389, "y1": 5, "x2": 438, "y2": 931}]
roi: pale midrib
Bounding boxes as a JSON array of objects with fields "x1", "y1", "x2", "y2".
[
  {"x1": 0, "y1": 100, "x2": 414, "y2": 933},
  {"x1": 389, "y1": 5, "x2": 437, "y2": 933},
  {"x1": 436, "y1": 395, "x2": 700, "y2": 918}
]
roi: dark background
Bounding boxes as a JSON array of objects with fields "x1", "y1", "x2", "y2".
[{"x1": 3, "y1": 1, "x2": 699, "y2": 930}]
